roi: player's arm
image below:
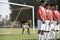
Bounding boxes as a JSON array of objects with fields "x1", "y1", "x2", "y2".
[
  {"x1": 49, "y1": 13, "x2": 53, "y2": 25},
  {"x1": 53, "y1": 11, "x2": 58, "y2": 21},
  {"x1": 40, "y1": 16, "x2": 45, "y2": 23},
  {"x1": 57, "y1": 13, "x2": 60, "y2": 24},
  {"x1": 54, "y1": 16, "x2": 57, "y2": 21},
  {"x1": 59, "y1": 13, "x2": 60, "y2": 20}
]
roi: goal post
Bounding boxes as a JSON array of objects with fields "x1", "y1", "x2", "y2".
[{"x1": 0, "y1": 1, "x2": 35, "y2": 34}]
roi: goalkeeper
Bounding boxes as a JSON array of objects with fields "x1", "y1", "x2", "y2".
[{"x1": 22, "y1": 21, "x2": 30, "y2": 35}]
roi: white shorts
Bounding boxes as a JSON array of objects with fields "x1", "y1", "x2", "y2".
[
  {"x1": 37, "y1": 19, "x2": 45, "y2": 30},
  {"x1": 50, "y1": 24, "x2": 55, "y2": 31},
  {"x1": 53, "y1": 21, "x2": 58, "y2": 30},
  {"x1": 45, "y1": 20, "x2": 50, "y2": 31},
  {"x1": 49, "y1": 21, "x2": 57, "y2": 31},
  {"x1": 22, "y1": 24, "x2": 29, "y2": 28},
  {"x1": 41, "y1": 23, "x2": 46, "y2": 30},
  {"x1": 55, "y1": 24, "x2": 60, "y2": 30},
  {"x1": 58, "y1": 24, "x2": 60, "y2": 30}
]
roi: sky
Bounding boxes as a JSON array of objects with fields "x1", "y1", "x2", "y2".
[{"x1": 0, "y1": 0, "x2": 11, "y2": 20}]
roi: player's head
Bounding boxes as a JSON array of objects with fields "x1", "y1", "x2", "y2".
[
  {"x1": 41, "y1": 0, "x2": 46, "y2": 7},
  {"x1": 45, "y1": 3, "x2": 50, "y2": 9},
  {"x1": 50, "y1": 4, "x2": 55, "y2": 10},
  {"x1": 54, "y1": 5, "x2": 58, "y2": 10}
]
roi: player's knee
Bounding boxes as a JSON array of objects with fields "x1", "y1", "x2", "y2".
[
  {"x1": 56, "y1": 30, "x2": 59, "y2": 32},
  {"x1": 41, "y1": 31, "x2": 44, "y2": 35},
  {"x1": 38, "y1": 30, "x2": 41, "y2": 34}
]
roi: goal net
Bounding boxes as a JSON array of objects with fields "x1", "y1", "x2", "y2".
[{"x1": 0, "y1": 1, "x2": 35, "y2": 34}]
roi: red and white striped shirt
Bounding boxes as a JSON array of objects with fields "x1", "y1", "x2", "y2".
[
  {"x1": 37, "y1": 6, "x2": 46, "y2": 21},
  {"x1": 53, "y1": 10, "x2": 60, "y2": 21},
  {"x1": 46, "y1": 9, "x2": 53, "y2": 20}
]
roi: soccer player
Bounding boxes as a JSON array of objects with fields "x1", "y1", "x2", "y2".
[
  {"x1": 53, "y1": 5, "x2": 60, "y2": 40},
  {"x1": 22, "y1": 20, "x2": 30, "y2": 35},
  {"x1": 47, "y1": 4, "x2": 55, "y2": 40},
  {"x1": 45, "y1": 3, "x2": 53, "y2": 40},
  {"x1": 37, "y1": 1, "x2": 46, "y2": 40}
]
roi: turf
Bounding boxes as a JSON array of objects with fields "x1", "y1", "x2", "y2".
[
  {"x1": 0, "y1": 34, "x2": 37, "y2": 40},
  {"x1": 0, "y1": 28, "x2": 60, "y2": 40},
  {"x1": 0, "y1": 28, "x2": 37, "y2": 40}
]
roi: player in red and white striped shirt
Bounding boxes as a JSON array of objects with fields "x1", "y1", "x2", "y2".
[
  {"x1": 53, "y1": 5, "x2": 60, "y2": 40},
  {"x1": 45, "y1": 3, "x2": 53, "y2": 40},
  {"x1": 37, "y1": 1, "x2": 46, "y2": 40},
  {"x1": 45, "y1": 4, "x2": 53, "y2": 31}
]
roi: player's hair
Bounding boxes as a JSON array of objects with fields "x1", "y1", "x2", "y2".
[
  {"x1": 40, "y1": 0, "x2": 45, "y2": 4},
  {"x1": 50, "y1": 4, "x2": 55, "y2": 7},
  {"x1": 45, "y1": 3, "x2": 50, "y2": 7},
  {"x1": 54, "y1": 4, "x2": 58, "y2": 10},
  {"x1": 54, "y1": 4, "x2": 58, "y2": 7},
  {"x1": 46, "y1": 3, "x2": 50, "y2": 6}
]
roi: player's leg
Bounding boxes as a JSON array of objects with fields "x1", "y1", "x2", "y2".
[
  {"x1": 48, "y1": 21, "x2": 52, "y2": 40},
  {"x1": 41, "y1": 21, "x2": 46, "y2": 40},
  {"x1": 53, "y1": 21, "x2": 58, "y2": 40},
  {"x1": 51, "y1": 21, "x2": 56, "y2": 40},
  {"x1": 55, "y1": 22, "x2": 60, "y2": 40},
  {"x1": 27, "y1": 25, "x2": 30, "y2": 35},
  {"x1": 27, "y1": 28, "x2": 30, "y2": 35},
  {"x1": 37, "y1": 19, "x2": 42, "y2": 40},
  {"x1": 59, "y1": 22, "x2": 60, "y2": 40},
  {"x1": 22, "y1": 24, "x2": 25, "y2": 34},
  {"x1": 58, "y1": 23, "x2": 60, "y2": 40},
  {"x1": 45, "y1": 20, "x2": 50, "y2": 40},
  {"x1": 49, "y1": 22, "x2": 55, "y2": 40},
  {"x1": 22, "y1": 27, "x2": 25, "y2": 34}
]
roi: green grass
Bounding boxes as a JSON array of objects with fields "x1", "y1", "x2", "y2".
[
  {"x1": 0, "y1": 28, "x2": 37, "y2": 40},
  {"x1": 0, "y1": 28, "x2": 60, "y2": 40},
  {"x1": 0, "y1": 34, "x2": 37, "y2": 40}
]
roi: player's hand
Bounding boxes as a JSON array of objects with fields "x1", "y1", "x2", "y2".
[
  {"x1": 43, "y1": 21, "x2": 45, "y2": 24},
  {"x1": 57, "y1": 21, "x2": 60, "y2": 24},
  {"x1": 50, "y1": 20, "x2": 53, "y2": 24},
  {"x1": 49, "y1": 22, "x2": 50, "y2": 25}
]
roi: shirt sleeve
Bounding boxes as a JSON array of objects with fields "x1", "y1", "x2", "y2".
[{"x1": 38, "y1": 7, "x2": 42, "y2": 15}]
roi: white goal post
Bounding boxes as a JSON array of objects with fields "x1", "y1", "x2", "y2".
[{"x1": 0, "y1": 1, "x2": 35, "y2": 33}]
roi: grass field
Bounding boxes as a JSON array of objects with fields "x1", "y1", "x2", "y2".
[
  {"x1": 0, "y1": 28, "x2": 37, "y2": 40},
  {"x1": 0, "y1": 28, "x2": 60, "y2": 40}
]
